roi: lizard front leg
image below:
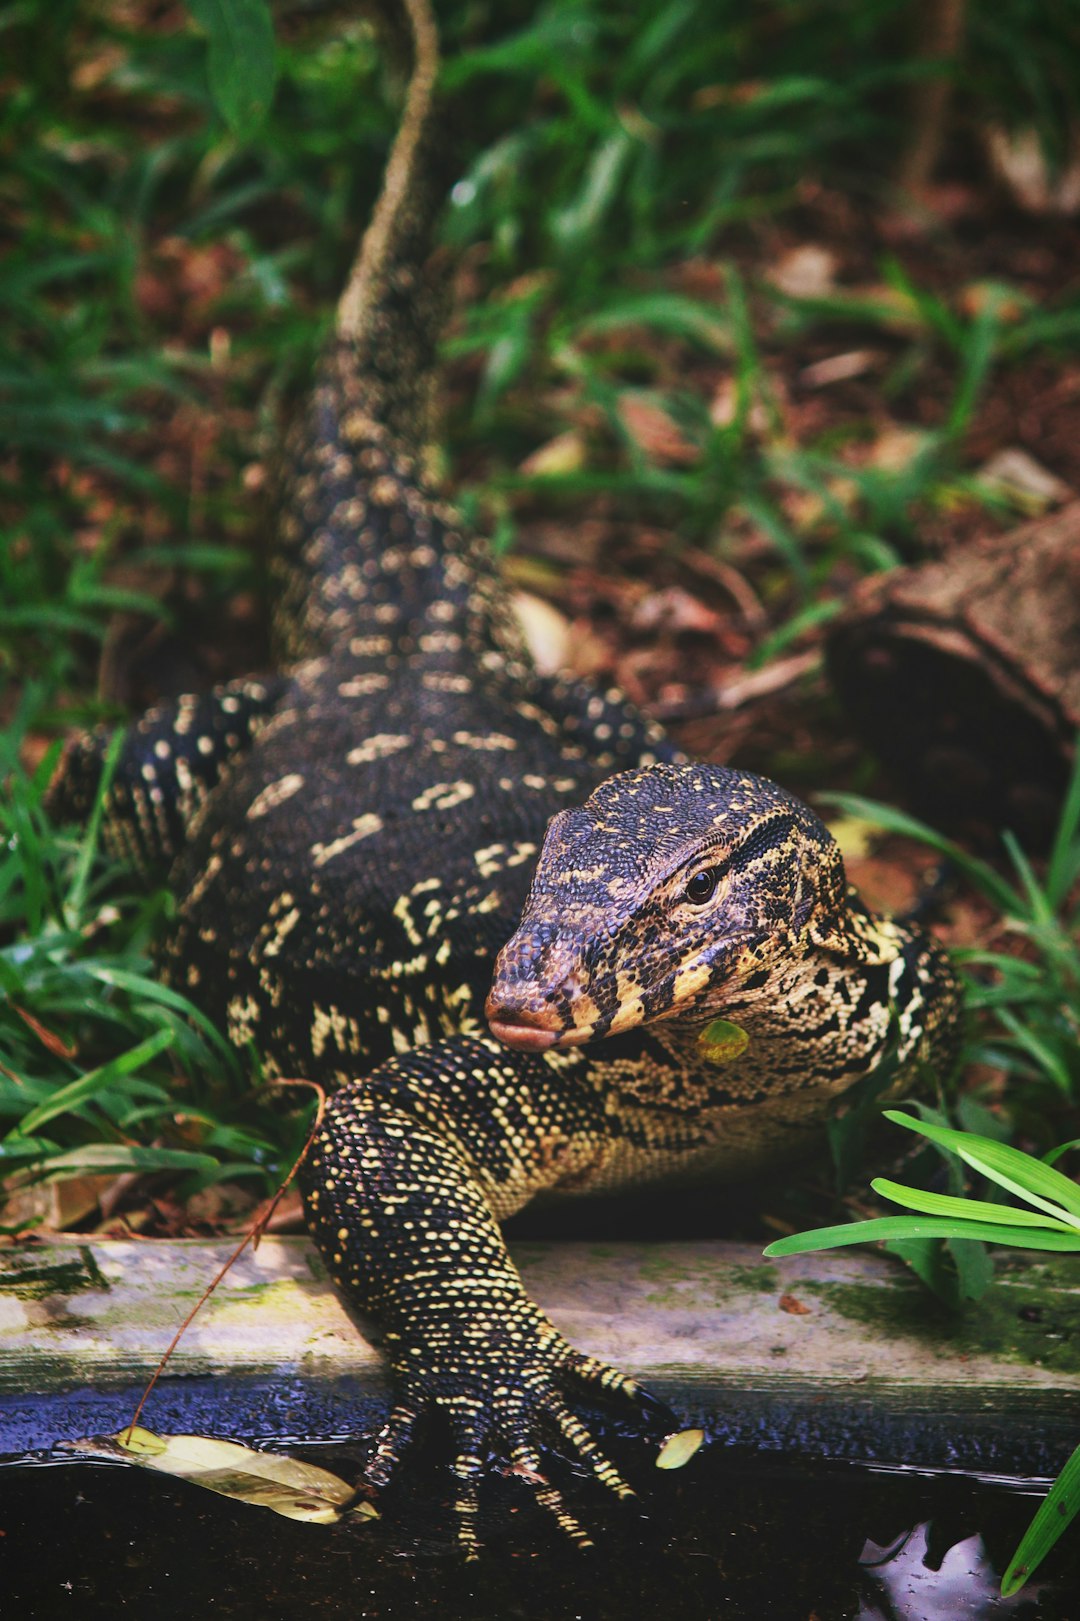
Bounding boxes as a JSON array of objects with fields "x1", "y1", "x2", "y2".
[
  {"x1": 47, "y1": 676, "x2": 288, "y2": 878},
  {"x1": 301, "y1": 1035, "x2": 662, "y2": 1558}
]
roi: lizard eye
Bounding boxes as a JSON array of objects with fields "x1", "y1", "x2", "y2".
[{"x1": 684, "y1": 868, "x2": 718, "y2": 905}]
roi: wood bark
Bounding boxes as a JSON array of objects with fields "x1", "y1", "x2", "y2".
[{"x1": 825, "y1": 502, "x2": 1080, "y2": 846}]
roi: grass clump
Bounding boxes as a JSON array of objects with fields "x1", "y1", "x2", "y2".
[{"x1": 0, "y1": 694, "x2": 307, "y2": 1226}]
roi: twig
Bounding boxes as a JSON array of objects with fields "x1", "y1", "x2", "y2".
[
  {"x1": 123, "y1": 1078, "x2": 326, "y2": 1440},
  {"x1": 649, "y1": 650, "x2": 821, "y2": 723}
]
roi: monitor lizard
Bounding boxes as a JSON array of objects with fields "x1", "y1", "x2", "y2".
[{"x1": 49, "y1": 0, "x2": 961, "y2": 1559}]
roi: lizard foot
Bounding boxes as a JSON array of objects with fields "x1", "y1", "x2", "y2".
[{"x1": 364, "y1": 1313, "x2": 670, "y2": 1559}]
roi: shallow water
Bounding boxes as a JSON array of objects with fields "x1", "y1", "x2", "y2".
[{"x1": 0, "y1": 1442, "x2": 1074, "y2": 1619}]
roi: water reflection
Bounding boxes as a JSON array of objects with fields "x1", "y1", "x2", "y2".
[{"x1": 857, "y1": 1521, "x2": 1047, "y2": 1619}]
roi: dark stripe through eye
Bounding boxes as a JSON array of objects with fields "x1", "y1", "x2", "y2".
[{"x1": 685, "y1": 868, "x2": 717, "y2": 904}]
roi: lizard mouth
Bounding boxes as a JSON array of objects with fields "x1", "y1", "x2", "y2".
[
  {"x1": 486, "y1": 1015, "x2": 562, "y2": 1053},
  {"x1": 486, "y1": 959, "x2": 595, "y2": 1053},
  {"x1": 485, "y1": 986, "x2": 597, "y2": 1052}
]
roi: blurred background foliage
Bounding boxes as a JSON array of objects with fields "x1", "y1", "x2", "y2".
[{"x1": 2, "y1": 0, "x2": 1080, "y2": 1225}]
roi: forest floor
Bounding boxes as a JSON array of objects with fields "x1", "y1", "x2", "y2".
[{"x1": 4, "y1": 0, "x2": 1080, "y2": 1238}]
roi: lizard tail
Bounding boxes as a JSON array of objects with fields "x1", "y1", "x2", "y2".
[
  {"x1": 270, "y1": 0, "x2": 526, "y2": 671},
  {"x1": 336, "y1": 0, "x2": 441, "y2": 346}
]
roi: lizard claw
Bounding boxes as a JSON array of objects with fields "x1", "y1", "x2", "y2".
[
  {"x1": 564, "y1": 1348, "x2": 680, "y2": 1431},
  {"x1": 541, "y1": 1391, "x2": 635, "y2": 1499},
  {"x1": 364, "y1": 1400, "x2": 422, "y2": 1489},
  {"x1": 508, "y1": 1441, "x2": 595, "y2": 1548}
]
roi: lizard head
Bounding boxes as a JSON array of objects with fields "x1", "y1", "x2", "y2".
[{"x1": 486, "y1": 762, "x2": 848, "y2": 1053}]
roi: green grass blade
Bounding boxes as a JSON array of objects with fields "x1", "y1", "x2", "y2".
[
  {"x1": 1044, "y1": 1141, "x2": 1080, "y2": 1168},
  {"x1": 8, "y1": 1028, "x2": 176, "y2": 1138},
  {"x1": 883, "y1": 1111, "x2": 1080, "y2": 1222},
  {"x1": 763, "y1": 1216, "x2": 1080, "y2": 1257},
  {"x1": 83, "y1": 964, "x2": 239, "y2": 1068},
  {"x1": 871, "y1": 1177, "x2": 1080, "y2": 1232},
  {"x1": 1045, "y1": 742, "x2": 1080, "y2": 909},
  {"x1": 815, "y1": 794, "x2": 1019, "y2": 911},
  {"x1": 34, "y1": 1144, "x2": 219, "y2": 1177},
  {"x1": 186, "y1": 0, "x2": 279, "y2": 139},
  {"x1": 945, "y1": 298, "x2": 1001, "y2": 440},
  {"x1": 64, "y1": 727, "x2": 125, "y2": 927},
  {"x1": 1002, "y1": 1440, "x2": 1080, "y2": 1596},
  {"x1": 995, "y1": 1008, "x2": 1073, "y2": 1093}
]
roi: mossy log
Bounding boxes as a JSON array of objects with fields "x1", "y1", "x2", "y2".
[
  {"x1": 2, "y1": 1239, "x2": 1079, "y2": 1477},
  {"x1": 826, "y1": 503, "x2": 1080, "y2": 845}
]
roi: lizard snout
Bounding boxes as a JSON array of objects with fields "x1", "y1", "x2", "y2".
[{"x1": 486, "y1": 930, "x2": 591, "y2": 1052}]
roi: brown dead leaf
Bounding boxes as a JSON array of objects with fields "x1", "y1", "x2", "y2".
[
  {"x1": 618, "y1": 396, "x2": 699, "y2": 467},
  {"x1": 70, "y1": 1429, "x2": 378, "y2": 1525},
  {"x1": 865, "y1": 426, "x2": 929, "y2": 471},
  {"x1": 709, "y1": 376, "x2": 772, "y2": 435},
  {"x1": 12, "y1": 1005, "x2": 76, "y2": 1059},
  {"x1": 518, "y1": 430, "x2": 587, "y2": 478},
  {"x1": 230, "y1": 1186, "x2": 305, "y2": 1236},
  {"x1": 983, "y1": 125, "x2": 1080, "y2": 216},
  {"x1": 565, "y1": 618, "x2": 616, "y2": 684},
  {"x1": 512, "y1": 590, "x2": 572, "y2": 674},
  {"x1": 72, "y1": 44, "x2": 126, "y2": 91},
  {"x1": 692, "y1": 82, "x2": 766, "y2": 111},
  {"x1": 956, "y1": 282, "x2": 1028, "y2": 323},
  {"x1": 630, "y1": 586, "x2": 721, "y2": 638},
  {"x1": 975, "y1": 447, "x2": 1073, "y2": 512},
  {"x1": 799, "y1": 350, "x2": 880, "y2": 389},
  {"x1": 778, "y1": 1293, "x2": 812, "y2": 1316},
  {"x1": 765, "y1": 244, "x2": 839, "y2": 300}
]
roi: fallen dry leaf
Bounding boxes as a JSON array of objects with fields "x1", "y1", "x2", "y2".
[
  {"x1": 656, "y1": 1428, "x2": 705, "y2": 1470},
  {"x1": 799, "y1": 350, "x2": 879, "y2": 388},
  {"x1": 512, "y1": 590, "x2": 572, "y2": 674},
  {"x1": 68, "y1": 1428, "x2": 378, "y2": 1525},
  {"x1": 982, "y1": 124, "x2": 1080, "y2": 216}
]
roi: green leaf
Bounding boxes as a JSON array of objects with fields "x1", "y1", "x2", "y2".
[
  {"x1": 882, "y1": 1234, "x2": 992, "y2": 1310},
  {"x1": 1044, "y1": 745, "x2": 1080, "y2": 909},
  {"x1": 1044, "y1": 1140, "x2": 1080, "y2": 1168},
  {"x1": 551, "y1": 127, "x2": 637, "y2": 250},
  {"x1": 871, "y1": 1177, "x2": 1080, "y2": 1232},
  {"x1": 945, "y1": 1235, "x2": 994, "y2": 1304},
  {"x1": 883, "y1": 1111, "x2": 1080, "y2": 1222},
  {"x1": 64, "y1": 727, "x2": 124, "y2": 929},
  {"x1": 1002, "y1": 1439, "x2": 1080, "y2": 1596},
  {"x1": 995, "y1": 1008, "x2": 1073, "y2": 1093},
  {"x1": 185, "y1": 0, "x2": 278, "y2": 138},
  {"x1": 82, "y1": 964, "x2": 238, "y2": 1068}
]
